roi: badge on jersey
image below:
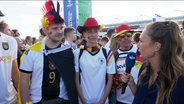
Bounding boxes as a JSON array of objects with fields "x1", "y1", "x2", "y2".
[
  {"x1": 2, "y1": 42, "x2": 9, "y2": 50},
  {"x1": 98, "y1": 57, "x2": 105, "y2": 64},
  {"x1": 49, "y1": 61, "x2": 56, "y2": 70},
  {"x1": 25, "y1": 50, "x2": 29, "y2": 55}
]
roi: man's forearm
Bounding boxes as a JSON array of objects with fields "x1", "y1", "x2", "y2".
[
  {"x1": 20, "y1": 73, "x2": 31, "y2": 104},
  {"x1": 12, "y1": 59, "x2": 19, "y2": 90}
]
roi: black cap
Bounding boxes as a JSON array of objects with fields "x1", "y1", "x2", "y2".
[{"x1": 0, "y1": 10, "x2": 4, "y2": 16}]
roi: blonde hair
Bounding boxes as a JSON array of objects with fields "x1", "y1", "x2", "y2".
[
  {"x1": 109, "y1": 37, "x2": 120, "y2": 52},
  {"x1": 0, "y1": 20, "x2": 9, "y2": 32}
]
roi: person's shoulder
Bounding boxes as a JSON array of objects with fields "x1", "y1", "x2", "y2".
[
  {"x1": 0, "y1": 32, "x2": 8, "y2": 37},
  {"x1": 0, "y1": 32, "x2": 16, "y2": 42},
  {"x1": 64, "y1": 40, "x2": 70, "y2": 45},
  {"x1": 61, "y1": 43, "x2": 73, "y2": 50},
  {"x1": 178, "y1": 74, "x2": 184, "y2": 84},
  {"x1": 104, "y1": 41, "x2": 110, "y2": 49},
  {"x1": 29, "y1": 40, "x2": 42, "y2": 52},
  {"x1": 103, "y1": 46, "x2": 110, "y2": 52},
  {"x1": 73, "y1": 48, "x2": 80, "y2": 55},
  {"x1": 132, "y1": 44, "x2": 138, "y2": 51},
  {"x1": 170, "y1": 73, "x2": 184, "y2": 102},
  {"x1": 174, "y1": 73, "x2": 184, "y2": 91}
]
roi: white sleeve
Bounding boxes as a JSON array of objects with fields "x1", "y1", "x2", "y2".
[
  {"x1": 74, "y1": 49, "x2": 80, "y2": 72},
  {"x1": 19, "y1": 50, "x2": 34, "y2": 72},
  {"x1": 107, "y1": 51, "x2": 116, "y2": 74}
]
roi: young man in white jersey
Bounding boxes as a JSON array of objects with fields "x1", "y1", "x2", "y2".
[
  {"x1": 64, "y1": 27, "x2": 77, "y2": 50},
  {"x1": 19, "y1": 1, "x2": 78, "y2": 104},
  {"x1": 0, "y1": 20, "x2": 14, "y2": 36},
  {"x1": 113, "y1": 24, "x2": 143, "y2": 104},
  {"x1": 0, "y1": 12, "x2": 19, "y2": 104},
  {"x1": 74, "y1": 17, "x2": 116, "y2": 104}
]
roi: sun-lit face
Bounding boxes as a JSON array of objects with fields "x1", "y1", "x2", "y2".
[
  {"x1": 27, "y1": 37, "x2": 33, "y2": 45},
  {"x1": 69, "y1": 30, "x2": 77, "y2": 41},
  {"x1": 3, "y1": 25, "x2": 13, "y2": 36},
  {"x1": 138, "y1": 28, "x2": 155, "y2": 60},
  {"x1": 45, "y1": 23, "x2": 65, "y2": 43},
  {"x1": 86, "y1": 28, "x2": 99, "y2": 44},
  {"x1": 115, "y1": 32, "x2": 132, "y2": 49}
]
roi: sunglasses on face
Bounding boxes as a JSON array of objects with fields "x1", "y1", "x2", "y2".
[{"x1": 118, "y1": 32, "x2": 132, "y2": 38}]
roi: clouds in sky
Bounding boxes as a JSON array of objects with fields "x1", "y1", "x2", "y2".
[
  {"x1": 0, "y1": 1, "x2": 184, "y2": 39},
  {"x1": 92, "y1": 1, "x2": 184, "y2": 24}
]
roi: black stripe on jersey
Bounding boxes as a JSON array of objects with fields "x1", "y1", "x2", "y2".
[
  {"x1": 41, "y1": 54, "x2": 60, "y2": 100},
  {"x1": 19, "y1": 69, "x2": 32, "y2": 73},
  {"x1": 41, "y1": 48, "x2": 78, "y2": 103},
  {"x1": 119, "y1": 45, "x2": 133, "y2": 51},
  {"x1": 86, "y1": 49, "x2": 100, "y2": 56}
]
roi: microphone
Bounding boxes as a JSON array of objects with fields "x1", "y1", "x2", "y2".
[{"x1": 121, "y1": 52, "x2": 136, "y2": 94}]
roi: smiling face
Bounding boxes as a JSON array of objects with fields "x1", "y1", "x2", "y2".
[
  {"x1": 3, "y1": 25, "x2": 13, "y2": 36},
  {"x1": 115, "y1": 32, "x2": 132, "y2": 50},
  {"x1": 0, "y1": 21, "x2": 13, "y2": 36},
  {"x1": 45, "y1": 23, "x2": 65, "y2": 43},
  {"x1": 69, "y1": 30, "x2": 77, "y2": 41},
  {"x1": 85, "y1": 27, "x2": 99, "y2": 45}
]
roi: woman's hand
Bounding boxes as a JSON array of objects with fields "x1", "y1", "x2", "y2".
[
  {"x1": 120, "y1": 70, "x2": 137, "y2": 95},
  {"x1": 121, "y1": 71, "x2": 134, "y2": 86}
]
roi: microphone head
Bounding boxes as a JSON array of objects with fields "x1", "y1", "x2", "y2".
[{"x1": 126, "y1": 52, "x2": 136, "y2": 68}]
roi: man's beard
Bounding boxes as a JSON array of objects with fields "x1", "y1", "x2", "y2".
[{"x1": 49, "y1": 32, "x2": 63, "y2": 43}]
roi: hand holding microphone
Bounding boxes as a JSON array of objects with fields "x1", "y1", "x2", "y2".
[{"x1": 121, "y1": 52, "x2": 136, "y2": 94}]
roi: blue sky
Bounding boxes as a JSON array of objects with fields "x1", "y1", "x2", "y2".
[{"x1": 0, "y1": 1, "x2": 184, "y2": 39}]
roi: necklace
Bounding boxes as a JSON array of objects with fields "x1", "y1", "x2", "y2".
[{"x1": 79, "y1": 44, "x2": 101, "y2": 52}]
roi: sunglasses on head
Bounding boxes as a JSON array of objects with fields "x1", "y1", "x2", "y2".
[{"x1": 119, "y1": 32, "x2": 132, "y2": 38}]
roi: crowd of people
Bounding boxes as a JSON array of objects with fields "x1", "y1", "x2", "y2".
[{"x1": 1, "y1": 0, "x2": 184, "y2": 104}]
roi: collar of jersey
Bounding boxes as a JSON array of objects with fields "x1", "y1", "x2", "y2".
[{"x1": 28, "y1": 37, "x2": 71, "y2": 55}]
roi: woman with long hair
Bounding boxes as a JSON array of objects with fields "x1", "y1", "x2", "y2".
[{"x1": 122, "y1": 21, "x2": 184, "y2": 104}]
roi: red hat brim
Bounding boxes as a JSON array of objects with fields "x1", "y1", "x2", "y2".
[
  {"x1": 77, "y1": 26, "x2": 87, "y2": 34},
  {"x1": 113, "y1": 30, "x2": 134, "y2": 38},
  {"x1": 77, "y1": 25, "x2": 101, "y2": 34}
]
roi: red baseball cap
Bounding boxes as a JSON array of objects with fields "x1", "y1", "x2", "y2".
[{"x1": 113, "y1": 24, "x2": 131, "y2": 38}]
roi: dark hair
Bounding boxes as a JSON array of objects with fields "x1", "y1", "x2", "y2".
[
  {"x1": 32, "y1": 37, "x2": 37, "y2": 44},
  {"x1": 0, "y1": 10, "x2": 5, "y2": 16},
  {"x1": 101, "y1": 36, "x2": 109, "y2": 43},
  {"x1": 133, "y1": 32, "x2": 141, "y2": 43},
  {"x1": 39, "y1": 28, "x2": 46, "y2": 36},
  {"x1": 75, "y1": 35, "x2": 81, "y2": 40},
  {"x1": 12, "y1": 29, "x2": 20, "y2": 37},
  {"x1": 25, "y1": 36, "x2": 31, "y2": 43},
  {"x1": 106, "y1": 28, "x2": 115, "y2": 38}
]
